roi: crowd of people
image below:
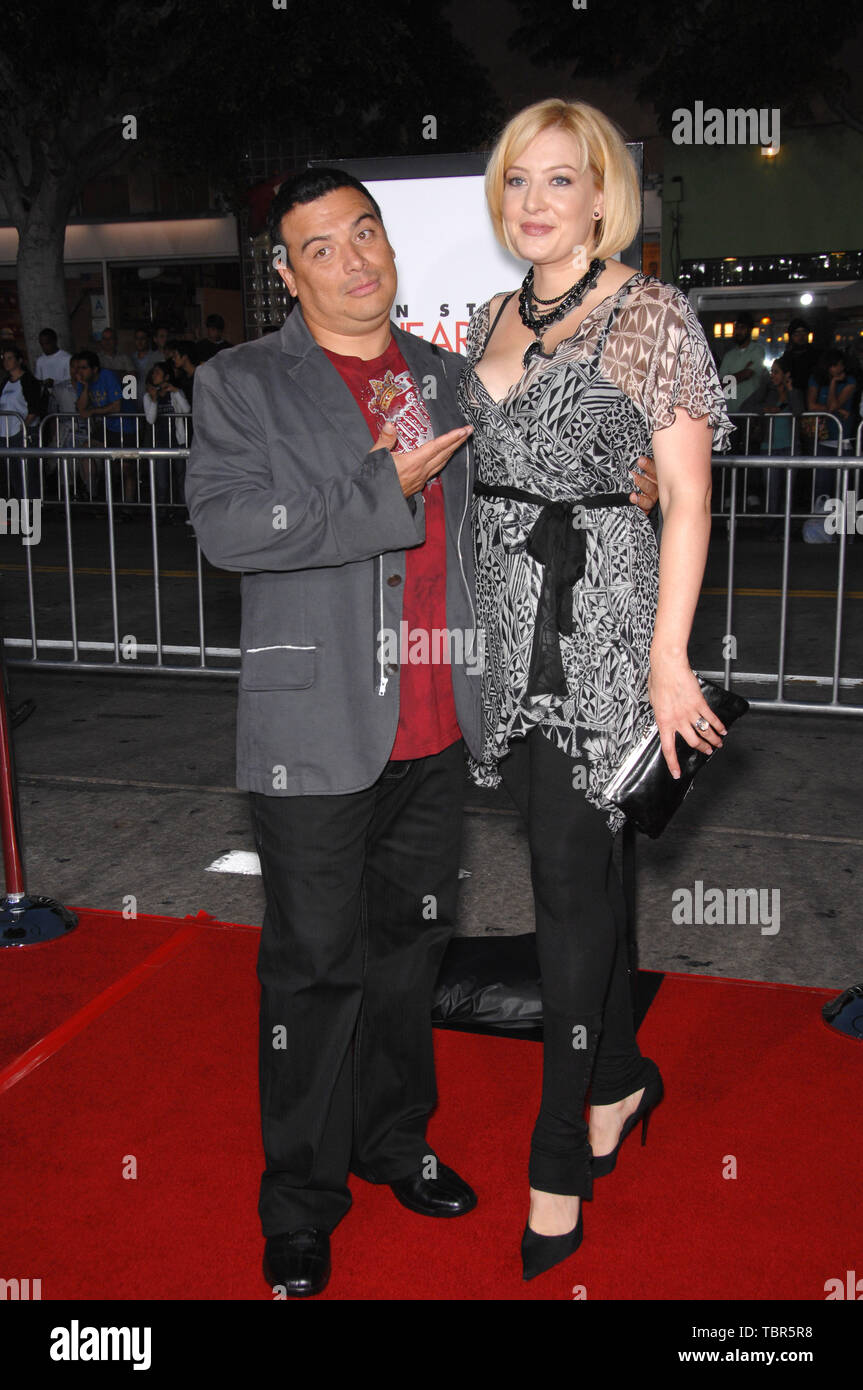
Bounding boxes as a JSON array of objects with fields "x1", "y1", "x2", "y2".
[
  {"x1": 1, "y1": 302, "x2": 860, "y2": 538},
  {"x1": 0, "y1": 315, "x2": 233, "y2": 520},
  {"x1": 717, "y1": 312, "x2": 861, "y2": 542}
]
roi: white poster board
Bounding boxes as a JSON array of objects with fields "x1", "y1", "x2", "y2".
[
  {"x1": 328, "y1": 150, "x2": 643, "y2": 355},
  {"x1": 364, "y1": 172, "x2": 526, "y2": 355}
]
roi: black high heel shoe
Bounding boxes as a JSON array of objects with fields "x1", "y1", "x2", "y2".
[
  {"x1": 521, "y1": 1205, "x2": 583, "y2": 1281},
  {"x1": 591, "y1": 1070, "x2": 664, "y2": 1178}
]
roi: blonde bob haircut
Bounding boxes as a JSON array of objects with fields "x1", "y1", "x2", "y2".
[{"x1": 484, "y1": 98, "x2": 641, "y2": 262}]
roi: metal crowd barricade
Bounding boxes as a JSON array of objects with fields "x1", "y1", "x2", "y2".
[
  {"x1": 0, "y1": 411, "x2": 29, "y2": 450},
  {"x1": 0, "y1": 425, "x2": 861, "y2": 711},
  {"x1": 0, "y1": 442, "x2": 230, "y2": 676},
  {"x1": 717, "y1": 411, "x2": 860, "y2": 520},
  {"x1": 699, "y1": 441, "x2": 862, "y2": 713},
  {"x1": 32, "y1": 412, "x2": 191, "y2": 508}
]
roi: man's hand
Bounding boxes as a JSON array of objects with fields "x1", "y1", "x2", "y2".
[
  {"x1": 630, "y1": 454, "x2": 659, "y2": 514},
  {"x1": 372, "y1": 421, "x2": 473, "y2": 498}
]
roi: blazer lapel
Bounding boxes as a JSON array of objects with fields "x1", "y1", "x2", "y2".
[
  {"x1": 279, "y1": 307, "x2": 379, "y2": 460},
  {"x1": 392, "y1": 323, "x2": 458, "y2": 439},
  {"x1": 392, "y1": 324, "x2": 472, "y2": 535}
]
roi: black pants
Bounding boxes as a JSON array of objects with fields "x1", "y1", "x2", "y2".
[
  {"x1": 248, "y1": 738, "x2": 464, "y2": 1236},
  {"x1": 499, "y1": 728, "x2": 647, "y2": 1197}
]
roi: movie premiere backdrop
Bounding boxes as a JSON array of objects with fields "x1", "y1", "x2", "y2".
[{"x1": 318, "y1": 150, "x2": 644, "y2": 352}]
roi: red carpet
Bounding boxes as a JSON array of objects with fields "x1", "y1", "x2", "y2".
[{"x1": 1, "y1": 908, "x2": 860, "y2": 1300}]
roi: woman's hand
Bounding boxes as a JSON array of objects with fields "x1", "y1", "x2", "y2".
[
  {"x1": 648, "y1": 652, "x2": 726, "y2": 779},
  {"x1": 630, "y1": 454, "x2": 658, "y2": 513}
]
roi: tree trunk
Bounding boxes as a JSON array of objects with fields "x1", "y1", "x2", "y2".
[{"x1": 15, "y1": 175, "x2": 76, "y2": 368}]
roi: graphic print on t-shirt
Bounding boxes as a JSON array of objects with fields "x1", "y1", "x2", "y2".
[{"x1": 366, "y1": 368, "x2": 434, "y2": 453}]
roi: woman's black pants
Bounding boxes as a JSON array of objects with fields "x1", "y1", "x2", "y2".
[{"x1": 499, "y1": 727, "x2": 648, "y2": 1198}]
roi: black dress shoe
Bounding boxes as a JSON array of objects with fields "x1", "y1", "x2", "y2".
[
  {"x1": 262, "y1": 1228, "x2": 331, "y2": 1298},
  {"x1": 389, "y1": 1159, "x2": 477, "y2": 1217}
]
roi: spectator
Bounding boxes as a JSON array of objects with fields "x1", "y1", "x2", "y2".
[
  {"x1": 34, "y1": 328, "x2": 75, "y2": 416},
  {"x1": 153, "y1": 324, "x2": 173, "y2": 358},
  {"x1": 66, "y1": 353, "x2": 99, "y2": 501},
  {"x1": 98, "y1": 327, "x2": 139, "y2": 444},
  {"x1": 784, "y1": 318, "x2": 818, "y2": 394},
  {"x1": 1, "y1": 346, "x2": 42, "y2": 429},
  {"x1": 142, "y1": 360, "x2": 190, "y2": 522},
  {"x1": 205, "y1": 312, "x2": 232, "y2": 349},
  {"x1": 1, "y1": 346, "x2": 43, "y2": 498},
  {"x1": 719, "y1": 311, "x2": 767, "y2": 421},
  {"x1": 95, "y1": 326, "x2": 135, "y2": 381},
  {"x1": 75, "y1": 350, "x2": 122, "y2": 430},
  {"x1": 164, "y1": 339, "x2": 200, "y2": 405},
  {"x1": 147, "y1": 325, "x2": 181, "y2": 388},
  {"x1": 196, "y1": 312, "x2": 232, "y2": 359},
  {"x1": 64, "y1": 354, "x2": 86, "y2": 489},
  {"x1": 755, "y1": 354, "x2": 805, "y2": 440},
  {"x1": 806, "y1": 349, "x2": 857, "y2": 444},
  {"x1": 164, "y1": 341, "x2": 201, "y2": 513},
  {"x1": 75, "y1": 350, "x2": 137, "y2": 519},
  {"x1": 752, "y1": 354, "x2": 805, "y2": 531},
  {"x1": 132, "y1": 328, "x2": 163, "y2": 402},
  {"x1": 803, "y1": 349, "x2": 857, "y2": 543}
]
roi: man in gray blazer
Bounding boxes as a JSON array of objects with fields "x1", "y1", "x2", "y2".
[{"x1": 185, "y1": 168, "x2": 485, "y2": 1298}]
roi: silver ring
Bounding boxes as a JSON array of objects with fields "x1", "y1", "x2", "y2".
[{"x1": 694, "y1": 716, "x2": 710, "y2": 732}]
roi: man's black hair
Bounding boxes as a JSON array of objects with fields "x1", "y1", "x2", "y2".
[
  {"x1": 787, "y1": 317, "x2": 809, "y2": 336},
  {"x1": 205, "y1": 313, "x2": 225, "y2": 332},
  {"x1": 78, "y1": 350, "x2": 100, "y2": 371},
  {"x1": 39, "y1": 327, "x2": 58, "y2": 342},
  {"x1": 267, "y1": 167, "x2": 383, "y2": 267},
  {"x1": 733, "y1": 311, "x2": 754, "y2": 330},
  {"x1": 166, "y1": 338, "x2": 199, "y2": 365}
]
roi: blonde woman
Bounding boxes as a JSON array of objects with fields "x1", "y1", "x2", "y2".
[{"x1": 458, "y1": 99, "x2": 733, "y2": 1279}]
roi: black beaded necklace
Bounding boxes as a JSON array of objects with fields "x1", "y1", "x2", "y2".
[{"x1": 518, "y1": 258, "x2": 605, "y2": 367}]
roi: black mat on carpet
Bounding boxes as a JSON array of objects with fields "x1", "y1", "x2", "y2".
[{"x1": 432, "y1": 933, "x2": 664, "y2": 1041}]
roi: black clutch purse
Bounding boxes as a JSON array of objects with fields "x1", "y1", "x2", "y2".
[{"x1": 602, "y1": 678, "x2": 749, "y2": 838}]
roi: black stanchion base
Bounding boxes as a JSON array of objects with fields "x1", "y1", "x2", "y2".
[
  {"x1": 10, "y1": 699, "x2": 35, "y2": 729},
  {"x1": 822, "y1": 983, "x2": 863, "y2": 1040},
  {"x1": 0, "y1": 894, "x2": 78, "y2": 947}
]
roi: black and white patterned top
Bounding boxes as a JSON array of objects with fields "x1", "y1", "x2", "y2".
[{"x1": 458, "y1": 272, "x2": 734, "y2": 833}]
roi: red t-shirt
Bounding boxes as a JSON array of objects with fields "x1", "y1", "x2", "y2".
[{"x1": 323, "y1": 337, "x2": 462, "y2": 760}]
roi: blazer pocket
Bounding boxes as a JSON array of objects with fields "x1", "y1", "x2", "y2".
[{"x1": 240, "y1": 644, "x2": 317, "y2": 690}]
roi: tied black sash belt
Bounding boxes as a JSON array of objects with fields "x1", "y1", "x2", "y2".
[{"x1": 474, "y1": 480, "x2": 632, "y2": 698}]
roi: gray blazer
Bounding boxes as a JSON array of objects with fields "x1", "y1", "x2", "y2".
[{"x1": 185, "y1": 307, "x2": 484, "y2": 796}]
